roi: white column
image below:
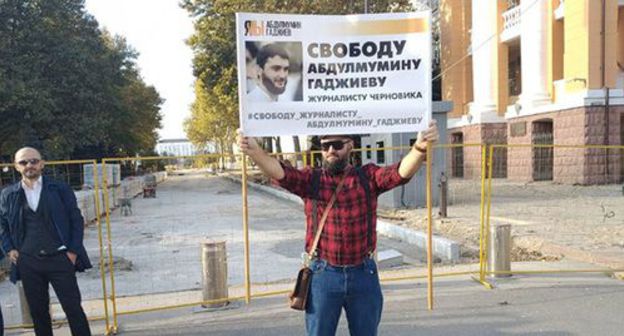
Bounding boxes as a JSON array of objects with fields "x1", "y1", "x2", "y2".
[
  {"x1": 520, "y1": 0, "x2": 550, "y2": 108},
  {"x1": 469, "y1": 0, "x2": 500, "y2": 122}
]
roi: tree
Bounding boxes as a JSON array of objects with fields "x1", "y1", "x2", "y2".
[
  {"x1": 185, "y1": 78, "x2": 237, "y2": 170},
  {"x1": 0, "y1": 0, "x2": 163, "y2": 161},
  {"x1": 102, "y1": 34, "x2": 163, "y2": 158},
  {"x1": 1, "y1": 0, "x2": 110, "y2": 159},
  {"x1": 181, "y1": 0, "x2": 414, "y2": 155}
]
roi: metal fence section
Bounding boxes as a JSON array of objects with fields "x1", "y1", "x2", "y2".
[
  {"x1": 99, "y1": 154, "x2": 249, "y2": 333},
  {"x1": 96, "y1": 146, "x2": 479, "y2": 327},
  {"x1": 5, "y1": 143, "x2": 623, "y2": 332},
  {"x1": 0, "y1": 160, "x2": 110, "y2": 332},
  {"x1": 478, "y1": 144, "x2": 624, "y2": 287}
]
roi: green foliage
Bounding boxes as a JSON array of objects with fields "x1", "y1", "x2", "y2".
[
  {"x1": 185, "y1": 78, "x2": 236, "y2": 168},
  {"x1": 181, "y1": 0, "x2": 414, "y2": 152},
  {"x1": 0, "y1": 0, "x2": 163, "y2": 161}
]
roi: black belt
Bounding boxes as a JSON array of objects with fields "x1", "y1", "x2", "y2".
[
  {"x1": 325, "y1": 263, "x2": 366, "y2": 271},
  {"x1": 321, "y1": 258, "x2": 373, "y2": 271}
]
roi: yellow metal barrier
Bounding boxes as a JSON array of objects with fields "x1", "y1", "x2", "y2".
[
  {"x1": 242, "y1": 155, "x2": 251, "y2": 304},
  {"x1": 95, "y1": 147, "x2": 458, "y2": 328},
  {"x1": 19, "y1": 142, "x2": 619, "y2": 332},
  {"x1": 101, "y1": 154, "x2": 250, "y2": 333},
  {"x1": 479, "y1": 144, "x2": 624, "y2": 286}
]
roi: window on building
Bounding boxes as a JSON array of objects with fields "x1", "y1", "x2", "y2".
[
  {"x1": 620, "y1": 114, "x2": 624, "y2": 181},
  {"x1": 508, "y1": 41, "x2": 522, "y2": 98},
  {"x1": 366, "y1": 145, "x2": 372, "y2": 159},
  {"x1": 451, "y1": 133, "x2": 464, "y2": 178},
  {"x1": 532, "y1": 120, "x2": 554, "y2": 181},
  {"x1": 376, "y1": 141, "x2": 385, "y2": 164}
]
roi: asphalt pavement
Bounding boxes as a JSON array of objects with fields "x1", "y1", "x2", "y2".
[{"x1": 67, "y1": 261, "x2": 624, "y2": 336}]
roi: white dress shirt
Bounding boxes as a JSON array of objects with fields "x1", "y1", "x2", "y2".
[
  {"x1": 247, "y1": 86, "x2": 279, "y2": 102},
  {"x1": 20, "y1": 176, "x2": 67, "y2": 251},
  {"x1": 22, "y1": 176, "x2": 43, "y2": 211}
]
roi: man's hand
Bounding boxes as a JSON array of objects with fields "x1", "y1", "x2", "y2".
[
  {"x1": 398, "y1": 120, "x2": 440, "y2": 179},
  {"x1": 235, "y1": 128, "x2": 285, "y2": 180},
  {"x1": 67, "y1": 251, "x2": 77, "y2": 265},
  {"x1": 8, "y1": 250, "x2": 19, "y2": 264},
  {"x1": 236, "y1": 128, "x2": 261, "y2": 156},
  {"x1": 414, "y1": 120, "x2": 439, "y2": 151}
]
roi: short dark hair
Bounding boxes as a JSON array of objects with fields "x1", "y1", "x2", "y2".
[
  {"x1": 256, "y1": 43, "x2": 289, "y2": 69},
  {"x1": 246, "y1": 42, "x2": 259, "y2": 59}
]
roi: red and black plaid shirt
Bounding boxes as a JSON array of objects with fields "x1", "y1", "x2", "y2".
[{"x1": 275, "y1": 161, "x2": 410, "y2": 266}]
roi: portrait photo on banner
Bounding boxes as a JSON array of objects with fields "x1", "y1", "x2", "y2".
[{"x1": 245, "y1": 41, "x2": 303, "y2": 103}]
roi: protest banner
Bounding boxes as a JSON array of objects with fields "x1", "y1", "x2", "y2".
[{"x1": 236, "y1": 12, "x2": 431, "y2": 136}]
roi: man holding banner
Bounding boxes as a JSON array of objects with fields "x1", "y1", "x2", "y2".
[
  {"x1": 236, "y1": 10, "x2": 435, "y2": 335},
  {"x1": 238, "y1": 121, "x2": 438, "y2": 335}
]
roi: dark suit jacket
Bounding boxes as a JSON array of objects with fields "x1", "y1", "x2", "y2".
[{"x1": 0, "y1": 176, "x2": 92, "y2": 283}]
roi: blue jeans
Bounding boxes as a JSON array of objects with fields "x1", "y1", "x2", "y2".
[{"x1": 305, "y1": 258, "x2": 383, "y2": 336}]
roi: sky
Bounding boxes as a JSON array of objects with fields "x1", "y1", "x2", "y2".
[{"x1": 85, "y1": 0, "x2": 195, "y2": 140}]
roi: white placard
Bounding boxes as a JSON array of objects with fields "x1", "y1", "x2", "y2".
[{"x1": 236, "y1": 12, "x2": 431, "y2": 136}]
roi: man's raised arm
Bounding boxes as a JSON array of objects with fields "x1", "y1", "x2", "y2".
[
  {"x1": 236, "y1": 129, "x2": 285, "y2": 180},
  {"x1": 398, "y1": 120, "x2": 439, "y2": 179}
]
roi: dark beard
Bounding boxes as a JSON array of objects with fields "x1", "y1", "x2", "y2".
[
  {"x1": 323, "y1": 157, "x2": 348, "y2": 176},
  {"x1": 262, "y1": 73, "x2": 286, "y2": 95}
]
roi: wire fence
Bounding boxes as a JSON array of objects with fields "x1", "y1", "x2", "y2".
[
  {"x1": 1, "y1": 144, "x2": 624, "y2": 334},
  {"x1": 476, "y1": 144, "x2": 624, "y2": 285}
]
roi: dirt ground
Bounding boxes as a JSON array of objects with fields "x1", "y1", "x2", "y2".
[
  {"x1": 378, "y1": 178, "x2": 624, "y2": 267},
  {"x1": 244, "y1": 169, "x2": 624, "y2": 266}
]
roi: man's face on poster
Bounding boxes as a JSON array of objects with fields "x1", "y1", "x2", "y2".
[
  {"x1": 246, "y1": 49, "x2": 258, "y2": 80},
  {"x1": 260, "y1": 55, "x2": 289, "y2": 95}
]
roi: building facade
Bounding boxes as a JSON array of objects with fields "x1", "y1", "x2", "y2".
[
  {"x1": 155, "y1": 139, "x2": 212, "y2": 157},
  {"x1": 440, "y1": 0, "x2": 624, "y2": 184}
]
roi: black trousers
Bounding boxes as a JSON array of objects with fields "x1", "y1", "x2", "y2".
[
  {"x1": 1, "y1": 297, "x2": 3, "y2": 336},
  {"x1": 17, "y1": 253, "x2": 91, "y2": 336}
]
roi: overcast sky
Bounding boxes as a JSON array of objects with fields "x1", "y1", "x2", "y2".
[{"x1": 85, "y1": 0, "x2": 195, "y2": 140}]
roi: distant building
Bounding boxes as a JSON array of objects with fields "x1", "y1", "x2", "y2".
[
  {"x1": 155, "y1": 139, "x2": 213, "y2": 157},
  {"x1": 440, "y1": 0, "x2": 624, "y2": 184}
]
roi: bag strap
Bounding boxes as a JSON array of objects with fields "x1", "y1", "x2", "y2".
[
  {"x1": 310, "y1": 169, "x2": 321, "y2": 235},
  {"x1": 355, "y1": 167, "x2": 373, "y2": 254},
  {"x1": 308, "y1": 174, "x2": 346, "y2": 257}
]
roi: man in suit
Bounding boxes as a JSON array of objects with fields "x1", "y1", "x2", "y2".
[
  {"x1": 0, "y1": 248, "x2": 3, "y2": 336},
  {"x1": 0, "y1": 147, "x2": 92, "y2": 336}
]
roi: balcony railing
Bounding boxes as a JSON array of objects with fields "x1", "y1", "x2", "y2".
[{"x1": 501, "y1": 5, "x2": 521, "y2": 42}]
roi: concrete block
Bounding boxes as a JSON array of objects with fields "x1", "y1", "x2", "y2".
[
  {"x1": 376, "y1": 220, "x2": 460, "y2": 262},
  {"x1": 377, "y1": 249, "x2": 404, "y2": 268}
]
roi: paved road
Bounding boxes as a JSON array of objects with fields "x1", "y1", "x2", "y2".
[{"x1": 69, "y1": 265, "x2": 624, "y2": 336}]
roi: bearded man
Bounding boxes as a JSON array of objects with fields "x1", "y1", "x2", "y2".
[
  {"x1": 236, "y1": 121, "x2": 439, "y2": 336},
  {"x1": 247, "y1": 43, "x2": 290, "y2": 102}
]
